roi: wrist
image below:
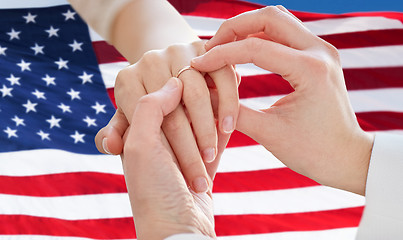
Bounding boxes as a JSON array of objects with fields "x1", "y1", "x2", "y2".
[{"x1": 336, "y1": 130, "x2": 375, "y2": 195}]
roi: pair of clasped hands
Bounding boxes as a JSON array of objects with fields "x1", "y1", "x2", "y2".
[{"x1": 95, "y1": 6, "x2": 374, "y2": 240}]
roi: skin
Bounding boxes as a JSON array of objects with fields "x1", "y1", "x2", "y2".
[
  {"x1": 192, "y1": 6, "x2": 374, "y2": 195},
  {"x1": 72, "y1": 0, "x2": 240, "y2": 192},
  {"x1": 122, "y1": 78, "x2": 216, "y2": 239}
]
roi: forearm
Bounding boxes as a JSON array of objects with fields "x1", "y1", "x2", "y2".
[
  {"x1": 111, "y1": 0, "x2": 199, "y2": 63},
  {"x1": 70, "y1": 0, "x2": 199, "y2": 63}
]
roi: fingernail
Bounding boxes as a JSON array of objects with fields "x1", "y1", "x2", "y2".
[
  {"x1": 203, "y1": 147, "x2": 216, "y2": 163},
  {"x1": 102, "y1": 138, "x2": 112, "y2": 155},
  {"x1": 193, "y1": 177, "x2": 209, "y2": 193},
  {"x1": 164, "y1": 78, "x2": 179, "y2": 91},
  {"x1": 222, "y1": 116, "x2": 234, "y2": 133},
  {"x1": 191, "y1": 56, "x2": 202, "y2": 65}
]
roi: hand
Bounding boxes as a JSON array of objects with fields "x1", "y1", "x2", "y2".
[
  {"x1": 95, "y1": 41, "x2": 239, "y2": 192},
  {"x1": 122, "y1": 78, "x2": 215, "y2": 240},
  {"x1": 191, "y1": 6, "x2": 374, "y2": 195}
]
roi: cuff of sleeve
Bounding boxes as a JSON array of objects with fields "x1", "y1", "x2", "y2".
[
  {"x1": 356, "y1": 133, "x2": 403, "y2": 239},
  {"x1": 164, "y1": 233, "x2": 213, "y2": 240}
]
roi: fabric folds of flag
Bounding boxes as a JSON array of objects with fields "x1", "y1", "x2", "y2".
[{"x1": 0, "y1": 0, "x2": 402, "y2": 239}]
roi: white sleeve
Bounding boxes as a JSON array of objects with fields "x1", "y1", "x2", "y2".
[
  {"x1": 356, "y1": 132, "x2": 403, "y2": 239},
  {"x1": 164, "y1": 233, "x2": 214, "y2": 240},
  {"x1": 68, "y1": 0, "x2": 131, "y2": 41}
]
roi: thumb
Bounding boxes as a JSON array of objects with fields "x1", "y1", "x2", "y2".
[
  {"x1": 95, "y1": 108, "x2": 129, "y2": 155},
  {"x1": 236, "y1": 104, "x2": 272, "y2": 146},
  {"x1": 130, "y1": 77, "x2": 183, "y2": 138}
]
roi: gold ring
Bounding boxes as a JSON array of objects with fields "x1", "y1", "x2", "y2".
[{"x1": 176, "y1": 66, "x2": 198, "y2": 78}]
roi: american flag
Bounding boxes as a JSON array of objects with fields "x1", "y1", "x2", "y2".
[{"x1": 0, "y1": 0, "x2": 402, "y2": 239}]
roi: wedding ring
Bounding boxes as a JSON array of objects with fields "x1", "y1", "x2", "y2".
[{"x1": 176, "y1": 66, "x2": 198, "y2": 78}]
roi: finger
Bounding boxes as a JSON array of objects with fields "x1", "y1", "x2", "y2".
[
  {"x1": 193, "y1": 38, "x2": 303, "y2": 87},
  {"x1": 132, "y1": 78, "x2": 183, "y2": 136},
  {"x1": 208, "y1": 65, "x2": 239, "y2": 134},
  {"x1": 180, "y1": 69, "x2": 218, "y2": 163},
  {"x1": 276, "y1": 5, "x2": 304, "y2": 24},
  {"x1": 205, "y1": 6, "x2": 315, "y2": 51},
  {"x1": 205, "y1": 130, "x2": 231, "y2": 180},
  {"x1": 95, "y1": 108, "x2": 129, "y2": 155},
  {"x1": 162, "y1": 105, "x2": 210, "y2": 193}
]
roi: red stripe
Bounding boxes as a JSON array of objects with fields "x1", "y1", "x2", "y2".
[
  {"x1": 0, "y1": 167, "x2": 318, "y2": 196},
  {"x1": 92, "y1": 41, "x2": 126, "y2": 64},
  {"x1": 238, "y1": 67, "x2": 403, "y2": 99},
  {"x1": 321, "y1": 29, "x2": 403, "y2": 49},
  {"x1": 169, "y1": 0, "x2": 403, "y2": 22},
  {"x1": 214, "y1": 168, "x2": 319, "y2": 193},
  {"x1": 215, "y1": 207, "x2": 364, "y2": 236},
  {"x1": 0, "y1": 215, "x2": 135, "y2": 239},
  {"x1": 357, "y1": 111, "x2": 403, "y2": 131},
  {"x1": 0, "y1": 172, "x2": 126, "y2": 197},
  {"x1": 0, "y1": 207, "x2": 363, "y2": 238}
]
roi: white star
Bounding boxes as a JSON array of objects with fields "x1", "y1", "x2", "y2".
[
  {"x1": 22, "y1": 100, "x2": 38, "y2": 113},
  {"x1": 78, "y1": 71, "x2": 93, "y2": 84},
  {"x1": 46, "y1": 115, "x2": 61, "y2": 129},
  {"x1": 58, "y1": 103, "x2": 72, "y2": 113},
  {"x1": 55, "y1": 57, "x2": 68, "y2": 69},
  {"x1": 23, "y1": 12, "x2": 37, "y2": 23},
  {"x1": 45, "y1": 26, "x2": 59, "y2": 38},
  {"x1": 11, "y1": 116, "x2": 25, "y2": 126},
  {"x1": 0, "y1": 45, "x2": 7, "y2": 56},
  {"x1": 91, "y1": 102, "x2": 106, "y2": 114},
  {"x1": 32, "y1": 89, "x2": 46, "y2": 100},
  {"x1": 83, "y1": 116, "x2": 97, "y2": 127},
  {"x1": 37, "y1": 130, "x2": 50, "y2": 141},
  {"x1": 0, "y1": 85, "x2": 13, "y2": 97},
  {"x1": 6, "y1": 74, "x2": 21, "y2": 86},
  {"x1": 4, "y1": 127, "x2": 17, "y2": 138},
  {"x1": 67, "y1": 88, "x2": 80, "y2": 100},
  {"x1": 69, "y1": 40, "x2": 83, "y2": 52},
  {"x1": 62, "y1": 9, "x2": 76, "y2": 21},
  {"x1": 31, "y1": 43, "x2": 44, "y2": 55},
  {"x1": 42, "y1": 74, "x2": 56, "y2": 86},
  {"x1": 70, "y1": 131, "x2": 85, "y2": 144},
  {"x1": 7, "y1": 28, "x2": 21, "y2": 40},
  {"x1": 17, "y1": 59, "x2": 31, "y2": 72}
]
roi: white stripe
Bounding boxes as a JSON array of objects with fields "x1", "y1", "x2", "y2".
[
  {"x1": 236, "y1": 45, "x2": 403, "y2": 76},
  {"x1": 0, "y1": 149, "x2": 123, "y2": 176},
  {"x1": 99, "y1": 62, "x2": 129, "y2": 88},
  {"x1": 0, "y1": 0, "x2": 68, "y2": 8},
  {"x1": 213, "y1": 186, "x2": 364, "y2": 215},
  {"x1": 0, "y1": 186, "x2": 363, "y2": 219},
  {"x1": 218, "y1": 145, "x2": 285, "y2": 173},
  {"x1": 185, "y1": 15, "x2": 403, "y2": 37},
  {"x1": 0, "y1": 193, "x2": 132, "y2": 220},
  {"x1": 240, "y1": 88, "x2": 403, "y2": 113},
  {"x1": 89, "y1": 29, "x2": 104, "y2": 42},
  {"x1": 217, "y1": 227, "x2": 358, "y2": 240},
  {"x1": 305, "y1": 16, "x2": 403, "y2": 36}
]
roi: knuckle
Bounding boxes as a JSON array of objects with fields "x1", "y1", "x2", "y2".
[
  {"x1": 183, "y1": 84, "x2": 209, "y2": 104},
  {"x1": 162, "y1": 115, "x2": 184, "y2": 133},
  {"x1": 139, "y1": 50, "x2": 164, "y2": 68},
  {"x1": 245, "y1": 37, "x2": 264, "y2": 57},
  {"x1": 136, "y1": 94, "x2": 158, "y2": 109}
]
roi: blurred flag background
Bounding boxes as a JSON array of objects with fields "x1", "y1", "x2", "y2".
[{"x1": 0, "y1": 0, "x2": 402, "y2": 239}]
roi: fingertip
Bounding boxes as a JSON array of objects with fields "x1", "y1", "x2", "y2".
[{"x1": 192, "y1": 176, "x2": 209, "y2": 193}]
